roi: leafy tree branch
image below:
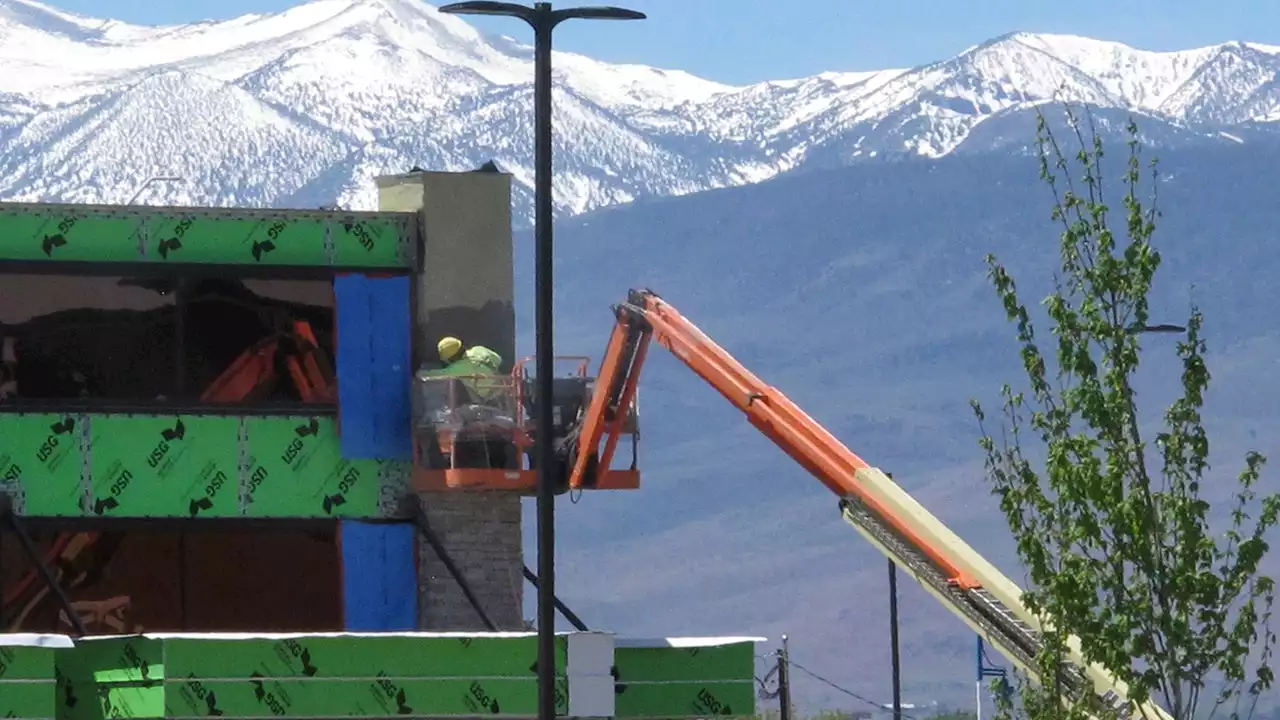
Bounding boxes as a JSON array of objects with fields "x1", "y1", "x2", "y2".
[{"x1": 970, "y1": 103, "x2": 1279, "y2": 720}]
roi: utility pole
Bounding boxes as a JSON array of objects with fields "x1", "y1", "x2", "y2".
[
  {"x1": 976, "y1": 637, "x2": 984, "y2": 720},
  {"x1": 889, "y1": 559, "x2": 902, "y2": 720},
  {"x1": 777, "y1": 635, "x2": 793, "y2": 720},
  {"x1": 975, "y1": 636, "x2": 1009, "y2": 720},
  {"x1": 886, "y1": 471, "x2": 903, "y2": 720}
]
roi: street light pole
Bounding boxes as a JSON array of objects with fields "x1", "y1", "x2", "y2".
[{"x1": 437, "y1": 5, "x2": 645, "y2": 720}]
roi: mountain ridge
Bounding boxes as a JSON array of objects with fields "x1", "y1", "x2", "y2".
[{"x1": 2, "y1": 0, "x2": 1280, "y2": 218}]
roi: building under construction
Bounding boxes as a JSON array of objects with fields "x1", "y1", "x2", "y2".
[{"x1": 0, "y1": 169, "x2": 761, "y2": 719}]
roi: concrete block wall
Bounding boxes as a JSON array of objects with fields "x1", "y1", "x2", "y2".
[
  {"x1": 375, "y1": 169, "x2": 526, "y2": 631},
  {"x1": 415, "y1": 492, "x2": 525, "y2": 629}
]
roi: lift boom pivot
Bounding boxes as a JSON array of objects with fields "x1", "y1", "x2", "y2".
[{"x1": 567, "y1": 288, "x2": 1172, "y2": 720}]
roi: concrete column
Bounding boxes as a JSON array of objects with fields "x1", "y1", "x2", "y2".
[{"x1": 375, "y1": 169, "x2": 525, "y2": 631}]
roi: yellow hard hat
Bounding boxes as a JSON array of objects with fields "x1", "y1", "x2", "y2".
[{"x1": 437, "y1": 336, "x2": 463, "y2": 362}]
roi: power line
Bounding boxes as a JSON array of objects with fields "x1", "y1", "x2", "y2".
[
  {"x1": 787, "y1": 659, "x2": 919, "y2": 720},
  {"x1": 756, "y1": 653, "x2": 781, "y2": 700}
]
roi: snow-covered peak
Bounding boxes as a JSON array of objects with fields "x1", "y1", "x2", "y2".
[
  {"x1": 0, "y1": 0, "x2": 105, "y2": 36},
  {"x1": 0, "y1": 0, "x2": 511, "y2": 103},
  {"x1": 548, "y1": 51, "x2": 737, "y2": 108},
  {"x1": 1002, "y1": 32, "x2": 1217, "y2": 108},
  {"x1": 0, "y1": 0, "x2": 733, "y2": 112},
  {"x1": 2, "y1": 2, "x2": 1280, "y2": 222}
]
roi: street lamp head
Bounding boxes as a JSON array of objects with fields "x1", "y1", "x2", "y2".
[
  {"x1": 555, "y1": 6, "x2": 645, "y2": 20},
  {"x1": 1130, "y1": 323, "x2": 1187, "y2": 334},
  {"x1": 438, "y1": 1, "x2": 536, "y2": 18},
  {"x1": 438, "y1": 1, "x2": 645, "y2": 22}
]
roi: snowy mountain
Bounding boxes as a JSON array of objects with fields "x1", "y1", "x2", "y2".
[{"x1": 2, "y1": 0, "x2": 1280, "y2": 219}]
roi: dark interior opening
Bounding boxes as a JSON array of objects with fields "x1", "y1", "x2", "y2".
[
  {"x1": 0, "y1": 273, "x2": 336, "y2": 410},
  {"x1": 0, "y1": 524, "x2": 344, "y2": 633}
]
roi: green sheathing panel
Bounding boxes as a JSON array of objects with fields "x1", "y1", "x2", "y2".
[
  {"x1": 55, "y1": 633, "x2": 578, "y2": 719},
  {"x1": 0, "y1": 413, "x2": 411, "y2": 519},
  {"x1": 0, "y1": 413, "x2": 82, "y2": 516},
  {"x1": 55, "y1": 636, "x2": 164, "y2": 720},
  {"x1": 0, "y1": 203, "x2": 416, "y2": 269},
  {"x1": 1, "y1": 634, "x2": 74, "y2": 720},
  {"x1": 613, "y1": 639, "x2": 762, "y2": 718}
]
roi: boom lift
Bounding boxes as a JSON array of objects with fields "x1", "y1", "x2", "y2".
[{"x1": 566, "y1": 288, "x2": 1173, "y2": 720}]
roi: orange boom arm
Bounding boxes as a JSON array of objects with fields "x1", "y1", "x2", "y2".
[
  {"x1": 568, "y1": 289, "x2": 978, "y2": 589},
  {"x1": 563, "y1": 288, "x2": 1170, "y2": 720}
]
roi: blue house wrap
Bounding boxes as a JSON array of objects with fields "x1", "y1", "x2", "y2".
[
  {"x1": 340, "y1": 520, "x2": 417, "y2": 630},
  {"x1": 334, "y1": 274, "x2": 412, "y2": 460}
]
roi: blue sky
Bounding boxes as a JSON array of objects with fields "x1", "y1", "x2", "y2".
[{"x1": 45, "y1": 0, "x2": 1280, "y2": 84}]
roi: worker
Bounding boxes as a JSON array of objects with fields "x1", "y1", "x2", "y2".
[
  {"x1": 433, "y1": 336, "x2": 502, "y2": 378},
  {"x1": 418, "y1": 336, "x2": 507, "y2": 407},
  {"x1": 424, "y1": 336, "x2": 502, "y2": 397},
  {"x1": 418, "y1": 336, "x2": 510, "y2": 469}
]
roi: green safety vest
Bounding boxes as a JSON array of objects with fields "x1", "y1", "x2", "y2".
[{"x1": 423, "y1": 346, "x2": 505, "y2": 401}]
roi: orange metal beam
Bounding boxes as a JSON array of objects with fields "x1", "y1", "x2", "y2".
[
  {"x1": 571, "y1": 289, "x2": 980, "y2": 590},
  {"x1": 568, "y1": 315, "x2": 650, "y2": 489},
  {"x1": 413, "y1": 469, "x2": 639, "y2": 493},
  {"x1": 597, "y1": 332, "x2": 647, "y2": 479}
]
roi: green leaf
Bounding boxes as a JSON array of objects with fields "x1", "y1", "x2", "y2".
[{"x1": 973, "y1": 102, "x2": 1279, "y2": 720}]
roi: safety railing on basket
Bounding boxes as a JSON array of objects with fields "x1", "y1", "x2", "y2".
[{"x1": 411, "y1": 373, "x2": 522, "y2": 434}]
